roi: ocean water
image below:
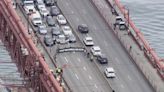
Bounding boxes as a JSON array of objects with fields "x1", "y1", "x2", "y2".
[
  {"x1": 0, "y1": 41, "x2": 23, "y2": 91},
  {"x1": 121, "y1": 0, "x2": 164, "y2": 58}
]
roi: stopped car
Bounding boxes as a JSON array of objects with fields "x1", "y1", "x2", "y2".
[
  {"x1": 104, "y1": 67, "x2": 116, "y2": 78},
  {"x1": 44, "y1": 35, "x2": 54, "y2": 46},
  {"x1": 39, "y1": 7, "x2": 49, "y2": 17},
  {"x1": 31, "y1": 11, "x2": 42, "y2": 26},
  {"x1": 61, "y1": 26, "x2": 72, "y2": 36},
  {"x1": 35, "y1": 0, "x2": 45, "y2": 10},
  {"x1": 57, "y1": 14, "x2": 67, "y2": 25},
  {"x1": 50, "y1": 5, "x2": 60, "y2": 16},
  {"x1": 23, "y1": 0, "x2": 36, "y2": 14},
  {"x1": 90, "y1": 46, "x2": 102, "y2": 56},
  {"x1": 68, "y1": 34, "x2": 76, "y2": 43},
  {"x1": 46, "y1": 16, "x2": 55, "y2": 26},
  {"x1": 56, "y1": 34, "x2": 68, "y2": 44},
  {"x1": 38, "y1": 24, "x2": 47, "y2": 34},
  {"x1": 51, "y1": 26, "x2": 61, "y2": 36},
  {"x1": 83, "y1": 36, "x2": 94, "y2": 46},
  {"x1": 44, "y1": 0, "x2": 56, "y2": 6},
  {"x1": 97, "y1": 54, "x2": 108, "y2": 64},
  {"x1": 78, "y1": 24, "x2": 89, "y2": 33}
]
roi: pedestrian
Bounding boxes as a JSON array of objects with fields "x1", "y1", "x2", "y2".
[
  {"x1": 129, "y1": 45, "x2": 132, "y2": 51},
  {"x1": 87, "y1": 52, "x2": 90, "y2": 58}
]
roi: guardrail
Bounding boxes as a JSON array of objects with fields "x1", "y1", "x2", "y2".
[{"x1": 111, "y1": 0, "x2": 164, "y2": 79}]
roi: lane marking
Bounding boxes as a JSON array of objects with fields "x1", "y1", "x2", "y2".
[
  {"x1": 75, "y1": 74, "x2": 79, "y2": 80},
  {"x1": 89, "y1": 75, "x2": 92, "y2": 80},
  {"x1": 78, "y1": 58, "x2": 81, "y2": 62},
  {"x1": 76, "y1": 18, "x2": 79, "y2": 22},
  {"x1": 120, "y1": 84, "x2": 125, "y2": 88},
  {"x1": 64, "y1": 57, "x2": 68, "y2": 63},
  {"x1": 94, "y1": 84, "x2": 98, "y2": 88},
  {"x1": 104, "y1": 41, "x2": 108, "y2": 46},
  {"x1": 115, "y1": 57, "x2": 120, "y2": 64},
  {"x1": 127, "y1": 75, "x2": 132, "y2": 80},
  {"x1": 83, "y1": 66, "x2": 87, "y2": 71},
  {"x1": 66, "y1": 3, "x2": 69, "y2": 6},
  {"x1": 71, "y1": 11, "x2": 74, "y2": 14}
]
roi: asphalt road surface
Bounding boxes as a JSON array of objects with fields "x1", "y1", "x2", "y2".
[
  {"x1": 57, "y1": 0, "x2": 154, "y2": 92},
  {"x1": 15, "y1": 1, "x2": 113, "y2": 92}
]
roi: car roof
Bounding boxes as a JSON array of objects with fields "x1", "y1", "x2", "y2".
[
  {"x1": 92, "y1": 46, "x2": 100, "y2": 50},
  {"x1": 106, "y1": 67, "x2": 114, "y2": 72},
  {"x1": 85, "y1": 36, "x2": 92, "y2": 40},
  {"x1": 119, "y1": 21, "x2": 125, "y2": 24},
  {"x1": 116, "y1": 16, "x2": 122, "y2": 19}
]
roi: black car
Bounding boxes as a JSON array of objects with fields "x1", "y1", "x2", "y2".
[
  {"x1": 97, "y1": 54, "x2": 108, "y2": 64},
  {"x1": 50, "y1": 5, "x2": 60, "y2": 16},
  {"x1": 46, "y1": 16, "x2": 55, "y2": 26},
  {"x1": 51, "y1": 26, "x2": 61, "y2": 36},
  {"x1": 44, "y1": 35, "x2": 54, "y2": 46},
  {"x1": 78, "y1": 24, "x2": 89, "y2": 33},
  {"x1": 44, "y1": 0, "x2": 56, "y2": 6}
]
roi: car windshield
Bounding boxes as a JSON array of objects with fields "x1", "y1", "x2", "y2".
[
  {"x1": 87, "y1": 39, "x2": 93, "y2": 42},
  {"x1": 59, "y1": 16, "x2": 64, "y2": 20},
  {"x1": 108, "y1": 71, "x2": 114, "y2": 73},
  {"x1": 40, "y1": 26, "x2": 46, "y2": 30},
  {"x1": 24, "y1": 3, "x2": 34, "y2": 6},
  {"x1": 34, "y1": 18, "x2": 41, "y2": 21}
]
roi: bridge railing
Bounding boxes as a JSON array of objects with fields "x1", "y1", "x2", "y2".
[{"x1": 0, "y1": 0, "x2": 63, "y2": 92}]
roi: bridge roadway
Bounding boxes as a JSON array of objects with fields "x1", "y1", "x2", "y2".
[
  {"x1": 57, "y1": 0, "x2": 154, "y2": 92},
  {"x1": 15, "y1": 1, "x2": 113, "y2": 92}
]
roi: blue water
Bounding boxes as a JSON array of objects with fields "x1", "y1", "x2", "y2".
[{"x1": 121, "y1": 0, "x2": 164, "y2": 58}]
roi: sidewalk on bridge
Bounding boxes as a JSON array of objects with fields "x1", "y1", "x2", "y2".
[{"x1": 91, "y1": 0, "x2": 164, "y2": 92}]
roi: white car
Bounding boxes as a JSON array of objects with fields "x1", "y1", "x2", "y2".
[
  {"x1": 83, "y1": 36, "x2": 94, "y2": 46},
  {"x1": 90, "y1": 46, "x2": 102, "y2": 56},
  {"x1": 23, "y1": 0, "x2": 36, "y2": 14},
  {"x1": 39, "y1": 7, "x2": 49, "y2": 17},
  {"x1": 57, "y1": 14, "x2": 67, "y2": 25},
  {"x1": 104, "y1": 67, "x2": 116, "y2": 78},
  {"x1": 56, "y1": 34, "x2": 68, "y2": 44},
  {"x1": 36, "y1": 0, "x2": 45, "y2": 10},
  {"x1": 61, "y1": 26, "x2": 72, "y2": 36},
  {"x1": 31, "y1": 11, "x2": 43, "y2": 26},
  {"x1": 38, "y1": 24, "x2": 47, "y2": 34}
]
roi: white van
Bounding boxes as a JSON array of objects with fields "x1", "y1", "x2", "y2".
[
  {"x1": 31, "y1": 11, "x2": 43, "y2": 26},
  {"x1": 23, "y1": 0, "x2": 36, "y2": 14}
]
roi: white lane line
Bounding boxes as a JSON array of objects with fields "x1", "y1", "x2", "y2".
[
  {"x1": 76, "y1": 18, "x2": 79, "y2": 22},
  {"x1": 127, "y1": 75, "x2": 132, "y2": 80},
  {"x1": 64, "y1": 57, "x2": 68, "y2": 63},
  {"x1": 120, "y1": 84, "x2": 125, "y2": 88},
  {"x1": 75, "y1": 74, "x2": 79, "y2": 80},
  {"x1": 115, "y1": 57, "x2": 120, "y2": 64},
  {"x1": 66, "y1": 3, "x2": 69, "y2": 6},
  {"x1": 78, "y1": 58, "x2": 81, "y2": 62},
  {"x1": 71, "y1": 11, "x2": 74, "y2": 14},
  {"x1": 94, "y1": 84, "x2": 98, "y2": 88},
  {"x1": 104, "y1": 41, "x2": 108, "y2": 46},
  {"x1": 83, "y1": 66, "x2": 87, "y2": 71},
  {"x1": 89, "y1": 75, "x2": 92, "y2": 80}
]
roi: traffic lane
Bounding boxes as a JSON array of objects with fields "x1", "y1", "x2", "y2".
[
  {"x1": 90, "y1": 26, "x2": 153, "y2": 92},
  {"x1": 58, "y1": 0, "x2": 153, "y2": 92},
  {"x1": 57, "y1": 52, "x2": 112, "y2": 92}
]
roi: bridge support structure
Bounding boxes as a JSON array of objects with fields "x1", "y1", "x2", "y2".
[{"x1": 0, "y1": 0, "x2": 63, "y2": 92}]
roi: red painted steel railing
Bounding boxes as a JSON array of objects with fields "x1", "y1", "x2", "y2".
[
  {"x1": 113, "y1": 0, "x2": 164, "y2": 77},
  {"x1": 0, "y1": 0, "x2": 63, "y2": 91}
]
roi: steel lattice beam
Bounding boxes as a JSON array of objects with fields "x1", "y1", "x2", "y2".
[{"x1": 0, "y1": 0, "x2": 63, "y2": 92}]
